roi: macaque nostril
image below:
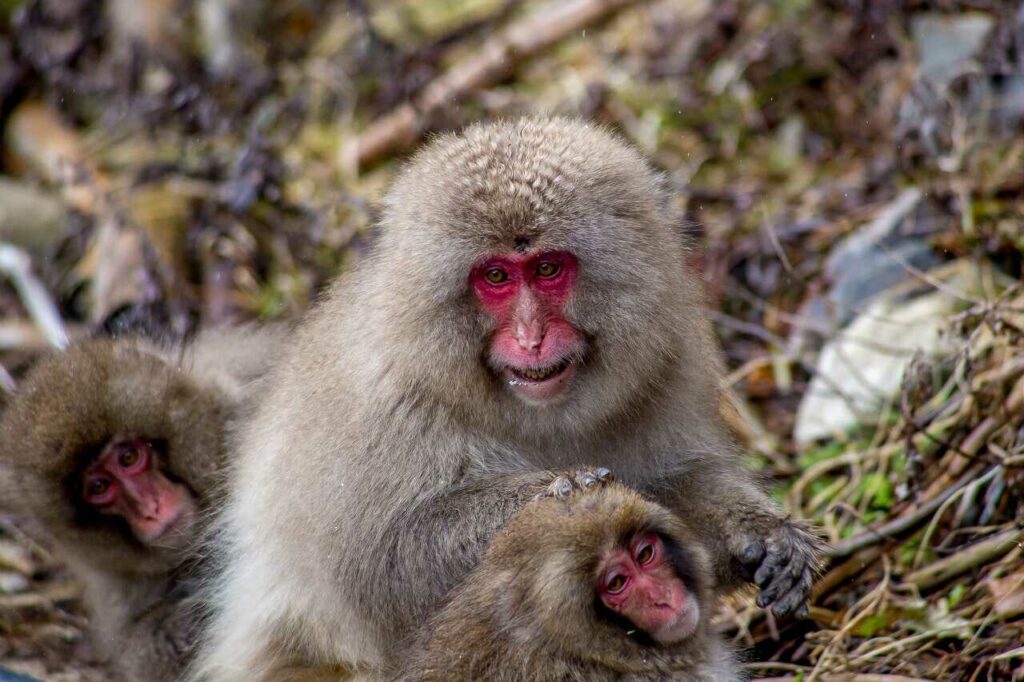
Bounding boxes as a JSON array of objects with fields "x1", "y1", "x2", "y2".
[{"x1": 515, "y1": 327, "x2": 543, "y2": 351}]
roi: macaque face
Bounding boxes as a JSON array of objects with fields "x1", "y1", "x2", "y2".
[
  {"x1": 81, "y1": 438, "x2": 197, "y2": 549},
  {"x1": 470, "y1": 250, "x2": 586, "y2": 404},
  {"x1": 597, "y1": 533, "x2": 700, "y2": 644}
]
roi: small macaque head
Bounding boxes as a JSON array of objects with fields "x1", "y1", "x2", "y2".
[
  {"x1": 0, "y1": 341, "x2": 223, "y2": 574},
  {"x1": 81, "y1": 437, "x2": 197, "y2": 549},
  {"x1": 482, "y1": 483, "x2": 714, "y2": 663},
  {"x1": 470, "y1": 251, "x2": 585, "y2": 403},
  {"x1": 597, "y1": 531, "x2": 700, "y2": 644}
]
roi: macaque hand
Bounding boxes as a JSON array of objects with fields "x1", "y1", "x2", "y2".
[
  {"x1": 534, "y1": 467, "x2": 614, "y2": 500},
  {"x1": 737, "y1": 519, "x2": 821, "y2": 619},
  {"x1": 147, "y1": 600, "x2": 198, "y2": 664}
]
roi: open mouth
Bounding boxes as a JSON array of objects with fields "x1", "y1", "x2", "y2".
[
  {"x1": 503, "y1": 357, "x2": 576, "y2": 403},
  {"x1": 509, "y1": 357, "x2": 572, "y2": 383}
]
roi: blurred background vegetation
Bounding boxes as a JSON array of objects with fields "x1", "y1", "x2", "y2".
[{"x1": 0, "y1": 0, "x2": 1022, "y2": 679}]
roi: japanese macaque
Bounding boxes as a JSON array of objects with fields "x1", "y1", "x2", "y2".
[
  {"x1": 398, "y1": 482, "x2": 741, "y2": 681},
  {"x1": 194, "y1": 117, "x2": 821, "y2": 680},
  {"x1": 0, "y1": 325, "x2": 284, "y2": 682}
]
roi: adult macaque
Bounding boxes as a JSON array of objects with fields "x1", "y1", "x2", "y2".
[
  {"x1": 0, "y1": 325, "x2": 284, "y2": 682},
  {"x1": 398, "y1": 482, "x2": 740, "y2": 681},
  {"x1": 195, "y1": 118, "x2": 820, "y2": 680}
]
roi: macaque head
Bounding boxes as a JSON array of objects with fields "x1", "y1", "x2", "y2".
[
  {"x1": 377, "y1": 117, "x2": 705, "y2": 426},
  {"x1": 485, "y1": 484, "x2": 714, "y2": 659},
  {"x1": 596, "y1": 531, "x2": 700, "y2": 644},
  {"x1": 0, "y1": 341, "x2": 225, "y2": 573}
]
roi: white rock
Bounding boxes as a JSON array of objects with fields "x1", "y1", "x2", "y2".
[{"x1": 794, "y1": 261, "x2": 984, "y2": 445}]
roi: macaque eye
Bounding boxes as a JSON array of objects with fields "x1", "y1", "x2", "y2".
[
  {"x1": 535, "y1": 262, "x2": 560, "y2": 278},
  {"x1": 119, "y1": 448, "x2": 139, "y2": 468},
  {"x1": 604, "y1": 573, "x2": 628, "y2": 594},
  {"x1": 635, "y1": 540, "x2": 656, "y2": 565},
  {"x1": 84, "y1": 476, "x2": 112, "y2": 501},
  {"x1": 484, "y1": 268, "x2": 509, "y2": 285}
]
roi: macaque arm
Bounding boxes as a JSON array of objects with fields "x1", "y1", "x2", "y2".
[
  {"x1": 84, "y1": 573, "x2": 198, "y2": 682},
  {"x1": 125, "y1": 597, "x2": 198, "y2": 676},
  {"x1": 644, "y1": 463, "x2": 822, "y2": 618},
  {"x1": 373, "y1": 471, "x2": 556, "y2": 636}
]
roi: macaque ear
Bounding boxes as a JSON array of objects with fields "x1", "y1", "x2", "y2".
[
  {"x1": 652, "y1": 170, "x2": 674, "y2": 205},
  {"x1": 650, "y1": 170, "x2": 700, "y2": 245}
]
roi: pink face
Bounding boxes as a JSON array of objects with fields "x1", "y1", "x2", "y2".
[
  {"x1": 81, "y1": 438, "x2": 196, "y2": 548},
  {"x1": 470, "y1": 250, "x2": 586, "y2": 403},
  {"x1": 597, "y1": 533, "x2": 700, "y2": 644}
]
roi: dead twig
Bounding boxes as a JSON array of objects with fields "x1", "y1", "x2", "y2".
[
  {"x1": 904, "y1": 526, "x2": 1024, "y2": 591},
  {"x1": 825, "y1": 463, "x2": 988, "y2": 559},
  {"x1": 813, "y1": 546, "x2": 884, "y2": 599},
  {"x1": 342, "y1": 0, "x2": 648, "y2": 171},
  {"x1": 749, "y1": 671, "x2": 933, "y2": 675},
  {"x1": 922, "y1": 373, "x2": 1024, "y2": 498},
  {"x1": 0, "y1": 242, "x2": 68, "y2": 350},
  {"x1": 4, "y1": 100, "x2": 188, "y2": 327},
  {"x1": 0, "y1": 362, "x2": 14, "y2": 394}
]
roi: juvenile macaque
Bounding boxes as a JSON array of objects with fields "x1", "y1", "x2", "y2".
[
  {"x1": 0, "y1": 325, "x2": 284, "y2": 682},
  {"x1": 398, "y1": 482, "x2": 741, "y2": 681},
  {"x1": 194, "y1": 118, "x2": 820, "y2": 680}
]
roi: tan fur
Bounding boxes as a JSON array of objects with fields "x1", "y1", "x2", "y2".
[
  {"x1": 0, "y1": 324, "x2": 286, "y2": 682},
  {"x1": 194, "y1": 118, "x2": 820, "y2": 681},
  {"x1": 397, "y1": 484, "x2": 741, "y2": 681}
]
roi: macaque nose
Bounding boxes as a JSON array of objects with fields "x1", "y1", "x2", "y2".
[
  {"x1": 123, "y1": 479, "x2": 160, "y2": 520},
  {"x1": 651, "y1": 580, "x2": 686, "y2": 611},
  {"x1": 516, "y1": 319, "x2": 545, "y2": 351},
  {"x1": 514, "y1": 290, "x2": 545, "y2": 352}
]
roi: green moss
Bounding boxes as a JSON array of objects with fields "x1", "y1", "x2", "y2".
[
  {"x1": 854, "y1": 473, "x2": 894, "y2": 512},
  {"x1": 797, "y1": 440, "x2": 845, "y2": 470}
]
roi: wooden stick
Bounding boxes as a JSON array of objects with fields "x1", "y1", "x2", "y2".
[
  {"x1": 813, "y1": 546, "x2": 883, "y2": 598},
  {"x1": 342, "y1": 0, "x2": 647, "y2": 171},
  {"x1": 4, "y1": 100, "x2": 108, "y2": 213},
  {"x1": 4, "y1": 100, "x2": 187, "y2": 326},
  {"x1": 825, "y1": 463, "x2": 987, "y2": 559},
  {"x1": 922, "y1": 373, "x2": 1024, "y2": 499},
  {"x1": 904, "y1": 526, "x2": 1023, "y2": 591},
  {"x1": 0, "y1": 243, "x2": 69, "y2": 350},
  {"x1": 753, "y1": 671, "x2": 937, "y2": 675}
]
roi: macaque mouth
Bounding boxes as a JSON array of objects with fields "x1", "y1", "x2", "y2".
[
  {"x1": 509, "y1": 358, "x2": 572, "y2": 383},
  {"x1": 502, "y1": 357, "x2": 577, "y2": 403},
  {"x1": 139, "y1": 502, "x2": 195, "y2": 547}
]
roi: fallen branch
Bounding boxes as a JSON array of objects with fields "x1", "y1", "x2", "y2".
[
  {"x1": 922, "y1": 373, "x2": 1024, "y2": 498},
  {"x1": 813, "y1": 546, "x2": 884, "y2": 598},
  {"x1": 342, "y1": 0, "x2": 647, "y2": 171},
  {"x1": 904, "y1": 526, "x2": 1023, "y2": 591},
  {"x1": 753, "y1": 671, "x2": 937, "y2": 675},
  {"x1": 0, "y1": 179, "x2": 68, "y2": 253},
  {"x1": 4, "y1": 100, "x2": 188, "y2": 326},
  {"x1": 0, "y1": 243, "x2": 68, "y2": 350},
  {"x1": 825, "y1": 463, "x2": 988, "y2": 559}
]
